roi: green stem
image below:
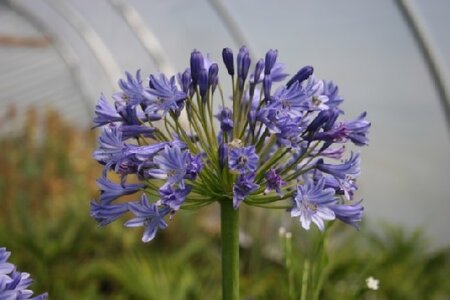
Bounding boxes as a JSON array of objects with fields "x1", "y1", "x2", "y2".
[
  {"x1": 301, "y1": 259, "x2": 310, "y2": 300},
  {"x1": 220, "y1": 200, "x2": 240, "y2": 300}
]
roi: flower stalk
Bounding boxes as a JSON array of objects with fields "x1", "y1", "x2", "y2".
[{"x1": 220, "y1": 199, "x2": 240, "y2": 300}]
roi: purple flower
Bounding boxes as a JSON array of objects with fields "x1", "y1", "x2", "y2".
[
  {"x1": 115, "y1": 102, "x2": 152, "y2": 125},
  {"x1": 96, "y1": 176, "x2": 145, "y2": 205},
  {"x1": 329, "y1": 201, "x2": 364, "y2": 229},
  {"x1": 0, "y1": 248, "x2": 14, "y2": 276},
  {"x1": 322, "y1": 80, "x2": 344, "y2": 108},
  {"x1": 159, "y1": 185, "x2": 192, "y2": 211},
  {"x1": 316, "y1": 152, "x2": 360, "y2": 179},
  {"x1": 185, "y1": 153, "x2": 203, "y2": 180},
  {"x1": 312, "y1": 112, "x2": 370, "y2": 146},
  {"x1": 112, "y1": 70, "x2": 151, "y2": 106},
  {"x1": 228, "y1": 146, "x2": 259, "y2": 173},
  {"x1": 215, "y1": 107, "x2": 234, "y2": 133},
  {"x1": 0, "y1": 248, "x2": 45, "y2": 298},
  {"x1": 291, "y1": 178, "x2": 336, "y2": 231},
  {"x1": 264, "y1": 168, "x2": 287, "y2": 196},
  {"x1": 147, "y1": 145, "x2": 190, "y2": 188},
  {"x1": 324, "y1": 175, "x2": 358, "y2": 200},
  {"x1": 271, "y1": 81, "x2": 309, "y2": 117},
  {"x1": 146, "y1": 73, "x2": 187, "y2": 116},
  {"x1": 93, "y1": 94, "x2": 122, "y2": 127},
  {"x1": 343, "y1": 112, "x2": 370, "y2": 146},
  {"x1": 90, "y1": 202, "x2": 129, "y2": 226},
  {"x1": 92, "y1": 125, "x2": 127, "y2": 165},
  {"x1": 125, "y1": 194, "x2": 169, "y2": 242},
  {"x1": 119, "y1": 125, "x2": 155, "y2": 140},
  {"x1": 269, "y1": 63, "x2": 289, "y2": 82},
  {"x1": 233, "y1": 173, "x2": 259, "y2": 208}
]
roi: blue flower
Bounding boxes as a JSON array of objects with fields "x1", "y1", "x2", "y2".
[
  {"x1": 329, "y1": 201, "x2": 364, "y2": 229},
  {"x1": 316, "y1": 152, "x2": 360, "y2": 179},
  {"x1": 159, "y1": 185, "x2": 192, "y2": 211},
  {"x1": 96, "y1": 176, "x2": 145, "y2": 205},
  {"x1": 93, "y1": 94, "x2": 122, "y2": 127},
  {"x1": 233, "y1": 173, "x2": 259, "y2": 208},
  {"x1": 148, "y1": 145, "x2": 190, "y2": 188},
  {"x1": 90, "y1": 202, "x2": 129, "y2": 226},
  {"x1": 228, "y1": 146, "x2": 259, "y2": 173},
  {"x1": 264, "y1": 168, "x2": 287, "y2": 196},
  {"x1": 125, "y1": 194, "x2": 169, "y2": 242},
  {"x1": 146, "y1": 73, "x2": 187, "y2": 116},
  {"x1": 291, "y1": 178, "x2": 336, "y2": 231},
  {"x1": 0, "y1": 248, "x2": 14, "y2": 275},
  {"x1": 113, "y1": 70, "x2": 152, "y2": 107},
  {"x1": 92, "y1": 125, "x2": 127, "y2": 165},
  {"x1": 119, "y1": 125, "x2": 155, "y2": 140},
  {"x1": 185, "y1": 153, "x2": 203, "y2": 180},
  {"x1": 0, "y1": 248, "x2": 48, "y2": 299}
]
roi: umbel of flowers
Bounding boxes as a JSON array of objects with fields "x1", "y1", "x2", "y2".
[
  {"x1": 91, "y1": 46, "x2": 370, "y2": 299},
  {"x1": 0, "y1": 248, "x2": 48, "y2": 299}
]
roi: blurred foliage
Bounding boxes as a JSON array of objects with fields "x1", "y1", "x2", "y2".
[{"x1": 0, "y1": 107, "x2": 449, "y2": 299}]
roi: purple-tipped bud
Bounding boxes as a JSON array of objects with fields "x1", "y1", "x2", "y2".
[
  {"x1": 286, "y1": 65, "x2": 314, "y2": 88},
  {"x1": 222, "y1": 48, "x2": 234, "y2": 76},
  {"x1": 180, "y1": 68, "x2": 192, "y2": 94},
  {"x1": 307, "y1": 110, "x2": 332, "y2": 133},
  {"x1": 215, "y1": 107, "x2": 234, "y2": 133},
  {"x1": 264, "y1": 49, "x2": 278, "y2": 75},
  {"x1": 323, "y1": 108, "x2": 340, "y2": 131},
  {"x1": 190, "y1": 50, "x2": 204, "y2": 85},
  {"x1": 250, "y1": 59, "x2": 264, "y2": 96},
  {"x1": 263, "y1": 75, "x2": 272, "y2": 99},
  {"x1": 208, "y1": 63, "x2": 219, "y2": 92},
  {"x1": 219, "y1": 142, "x2": 228, "y2": 169},
  {"x1": 237, "y1": 46, "x2": 251, "y2": 87},
  {"x1": 198, "y1": 68, "x2": 208, "y2": 98}
]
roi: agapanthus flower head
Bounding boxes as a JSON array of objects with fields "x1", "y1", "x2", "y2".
[
  {"x1": 0, "y1": 248, "x2": 47, "y2": 299},
  {"x1": 91, "y1": 46, "x2": 370, "y2": 241}
]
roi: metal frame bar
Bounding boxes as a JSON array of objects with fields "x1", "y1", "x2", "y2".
[
  {"x1": 395, "y1": 0, "x2": 450, "y2": 131},
  {"x1": 43, "y1": 0, "x2": 122, "y2": 88},
  {"x1": 6, "y1": 0, "x2": 93, "y2": 115},
  {"x1": 108, "y1": 0, "x2": 175, "y2": 75}
]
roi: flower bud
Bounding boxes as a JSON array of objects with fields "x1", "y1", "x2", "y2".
[
  {"x1": 286, "y1": 65, "x2": 314, "y2": 88},
  {"x1": 222, "y1": 48, "x2": 234, "y2": 76}
]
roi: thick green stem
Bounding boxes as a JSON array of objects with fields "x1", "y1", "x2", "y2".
[{"x1": 220, "y1": 200, "x2": 239, "y2": 300}]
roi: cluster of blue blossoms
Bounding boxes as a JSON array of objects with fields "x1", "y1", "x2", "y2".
[
  {"x1": 91, "y1": 46, "x2": 370, "y2": 242},
  {"x1": 0, "y1": 248, "x2": 47, "y2": 299}
]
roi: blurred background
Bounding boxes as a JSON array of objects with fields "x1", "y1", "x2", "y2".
[{"x1": 1, "y1": 0, "x2": 449, "y2": 299}]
